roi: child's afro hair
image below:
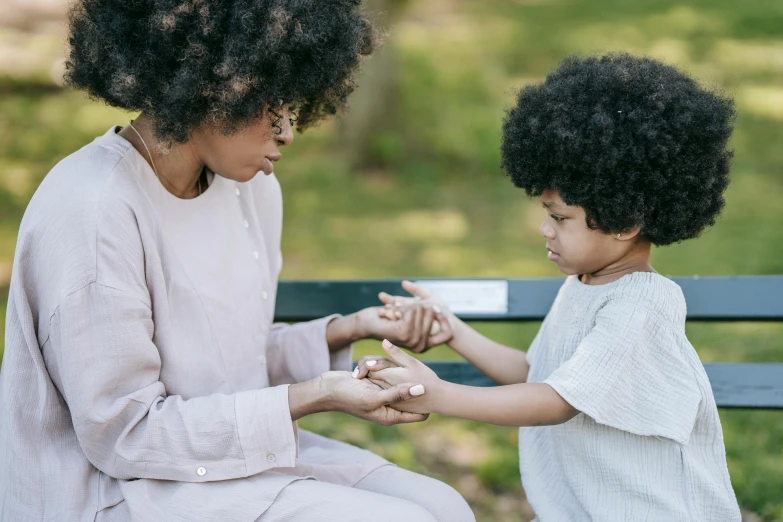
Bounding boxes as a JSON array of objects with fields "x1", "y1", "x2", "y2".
[{"x1": 501, "y1": 53, "x2": 736, "y2": 246}]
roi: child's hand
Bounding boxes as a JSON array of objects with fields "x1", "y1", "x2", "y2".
[{"x1": 358, "y1": 339, "x2": 443, "y2": 414}]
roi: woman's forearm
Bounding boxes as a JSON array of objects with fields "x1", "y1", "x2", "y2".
[
  {"x1": 448, "y1": 319, "x2": 530, "y2": 385},
  {"x1": 431, "y1": 381, "x2": 578, "y2": 427},
  {"x1": 325, "y1": 314, "x2": 363, "y2": 352},
  {"x1": 288, "y1": 377, "x2": 330, "y2": 421}
]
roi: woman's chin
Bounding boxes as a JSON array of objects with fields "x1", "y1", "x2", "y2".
[
  {"x1": 223, "y1": 169, "x2": 264, "y2": 183},
  {"x1": 261, "y1": 157, "x2": 275, "y2": 175}
]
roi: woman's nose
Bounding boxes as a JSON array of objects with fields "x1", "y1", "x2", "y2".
[{"x1": 276, "y1": 119, "x2": 294, "y2": 147}]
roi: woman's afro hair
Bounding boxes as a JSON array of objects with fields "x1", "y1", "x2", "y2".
[
  {"x1": 501, "y1": 53, "x2": 736, "y2": 246},
  {"x1": 65, "y1": 0, "x2": 376, "y2": 143}
]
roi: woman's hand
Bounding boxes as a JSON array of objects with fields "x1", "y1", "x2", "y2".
[
  {"x1": 352, "y1": 355, "x2": 399, "y2": 380},
  {"x1": 317, "y1": 370, "x2": 429, "y2": 427},
  {"x1": 359, "y1": 339, "x2": 443, "y2": 415},
  {"x1": 376, "y1": 280, "x2": 460, "y2": 352},
  {"x1": 327, "y1": 280, "x2": 455, "y2": 353},
  {"x1": 354, "y1": 300, "x2": 454, "y2": 353}
]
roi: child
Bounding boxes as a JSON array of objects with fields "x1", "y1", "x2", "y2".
[{"x1": 355, "y1": 53, "x2": 741, "y2": 521}]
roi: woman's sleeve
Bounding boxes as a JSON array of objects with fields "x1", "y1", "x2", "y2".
[
  {"x1": 266, "y1": 317, "x2": 353, "y2": 386},
  {"x1": 543, "y1": 298, "x2": 702, "y2": 445},
  {"x1": 48, "y1": 282, "x2": 299, "y2": 482}
]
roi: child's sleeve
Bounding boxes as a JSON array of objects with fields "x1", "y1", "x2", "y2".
[{"x1": 543, "y1": 298, "x2": 702, "y2": 445}]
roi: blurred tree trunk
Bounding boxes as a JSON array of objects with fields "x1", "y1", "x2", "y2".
[{"x1": 339, "y1": 0, "x2": 409, "y2": 172}]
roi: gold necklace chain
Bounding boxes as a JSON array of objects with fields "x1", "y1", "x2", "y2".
[{"x1": 127, "y1": 120, "x2": 202, "y2": 196}]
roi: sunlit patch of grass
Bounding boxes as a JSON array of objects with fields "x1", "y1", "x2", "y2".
[
  {"x1": 738, "y1": 86, "x2": 783, "y2": 121},
  {"x1": 711, "y1": 40, "x2": 783, "y2": 74}
]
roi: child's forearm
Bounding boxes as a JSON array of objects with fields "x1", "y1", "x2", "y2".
[
  {"x1": 431, "y1": 381, "x2": 578, "y2": 427},
  {"x1": 447, "y1": 319, "x2": 530, "y2": 385}
]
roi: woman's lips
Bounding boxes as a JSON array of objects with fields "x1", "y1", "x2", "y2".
[{"x1": 261, "y1": 154, "x2": 282, "y2": 175}]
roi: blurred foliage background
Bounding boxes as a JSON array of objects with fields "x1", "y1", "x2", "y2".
[{"x1": 1, "y1": 0, "x2": 782, "y2": 520}]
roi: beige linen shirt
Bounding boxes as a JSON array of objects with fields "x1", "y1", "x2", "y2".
[{"x1": 0, "y1": 128, "x2": 389, "y2": 522}]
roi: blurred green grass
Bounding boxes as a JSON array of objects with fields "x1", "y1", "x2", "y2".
[{"x1": 2, "y1": 0, "x2": 783, "y2": 520}]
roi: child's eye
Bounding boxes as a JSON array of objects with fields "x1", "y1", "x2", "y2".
[{"x1": 550, "y1": 214, "x2": 565, "y2": 223}]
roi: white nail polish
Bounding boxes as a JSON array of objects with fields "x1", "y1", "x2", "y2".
[
  {"x1": 432, "y1": 305, "x2": 441, "y2": 314},
  {"x1": 410, "y1": 385, "x2": 425, "y2": 396},
  {"x1": 352, "y1": 369, "x2": 359, "y2": 378},
  {"x1": 366, "y1": 360, "x2": 377, "y2": 367}
]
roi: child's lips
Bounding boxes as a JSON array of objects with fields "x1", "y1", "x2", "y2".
[{"x1": 546, "y1": 247, "x2": 560, "y2": 261}]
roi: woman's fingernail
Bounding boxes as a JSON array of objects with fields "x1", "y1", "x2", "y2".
[
  {"x1": 382, "y1": 339, "x2": 392, "y2": 349},
  {"x1": 410, "y1": 385, "x2": 425, "y2": 396},
  {"x1": 432, "y1": 305, "x2": 441, "y2": 314},
  {"x1": 352, "y1": 369, "x2": 359, "y2": 378},
  {"x1": 366, "y1": 360, "x2": 377, "y2": 367}
]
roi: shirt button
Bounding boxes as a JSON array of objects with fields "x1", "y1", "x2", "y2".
[
  {"x1": 197, "y1": 466, "x2": 207, "y2": 476},
  {"x1": 235, "y1": 188, "x2": 241, "y2": 197},
  {"x1": 261, "y1": 291, "x2": 268, "y2": 300},
  {"x1": 266, "y1": 454, "x2": 276, "y2": 463},
  {"x1": 243, "y1": 220, "x2": 249, "y2": 228},
  {"x1": 253, "y1": 251, "x2": 259, "y2": 260}
]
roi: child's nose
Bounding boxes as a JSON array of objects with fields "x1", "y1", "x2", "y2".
[{"x1": 540, "y1": 220, "x2": 555, "y2": 239}]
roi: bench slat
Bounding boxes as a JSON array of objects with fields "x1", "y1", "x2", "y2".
[
  {"x1": 414, "y1": 362, "x2": 783, "y2": 410},
  {"x1": 275, "y1": 276, "x2": 783, "y2": 322}
]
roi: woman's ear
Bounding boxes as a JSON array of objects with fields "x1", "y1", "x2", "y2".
[{"x1": 617, "y1": 225, "x2": 643, "y2": 241}]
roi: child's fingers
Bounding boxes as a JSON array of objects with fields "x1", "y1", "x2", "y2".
[
  {"x1": 377, "y1": 292, "x2": 395, "y2": 305},
  {"x1": 377, "y1": 308, "x2": 399, "y2": 320},
  {"x1": 378, "y1": 292, "x2": 416, "y2": 306},
  {"x1": 402, "y1": 280, "x2": 432, "y2": 299},
  {"x1": 381, "y1": 339, "x2": 419, "y2": 368}
]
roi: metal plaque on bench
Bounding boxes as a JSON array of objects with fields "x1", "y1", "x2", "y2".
[{"x1": 413, "y1": 280, "x2": 509, "y2": 315}]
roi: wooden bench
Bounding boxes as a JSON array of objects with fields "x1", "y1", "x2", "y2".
[{"x1": 274, "y1": 276, "x2": 783, "y2": 409}]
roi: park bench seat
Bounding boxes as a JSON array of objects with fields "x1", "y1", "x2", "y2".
[{"x1": 274, "y1": 276, "x2": 783, "y2": 409}]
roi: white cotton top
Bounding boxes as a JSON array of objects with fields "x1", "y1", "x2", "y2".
[
  {"x1": 0, "y1": 128, "x2": 389, "y2": 522},
  {"x1": 519, "y1": 272, "x2": 741, "y2": 522}
]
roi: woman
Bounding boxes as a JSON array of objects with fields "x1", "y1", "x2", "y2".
[{"x1": 0, "y1": 1, "x2": 475, "y2": 521}]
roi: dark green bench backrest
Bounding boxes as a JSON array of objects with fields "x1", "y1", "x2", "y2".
[{"x1": 274, "y1": 276, "x2": 783, "y2": 409}]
